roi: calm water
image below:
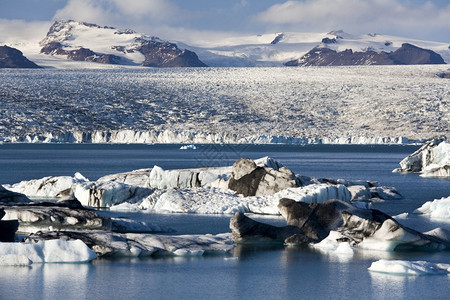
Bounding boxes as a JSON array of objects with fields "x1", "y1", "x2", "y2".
[{"x1": 1, "y1": 144, "x2": 449, "y2": 300}]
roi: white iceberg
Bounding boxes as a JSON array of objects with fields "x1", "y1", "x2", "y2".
[
  {"x1": 26, "y1": 231, "x2": 234, "y2": 258},
  {"x1": 179, "y1": 144, "x2": 197, "y2": 150},
  {"x1": 394, "y1": 140, "x2": 450, "y2": 177},
  {"x1": 414, "y1": 196, "x2": 450, "y2": 219},
  {"x1": 73, "y1": 181, "x2": 153, "y2": 208},
  {"x1": 136, "y1": 183, "x2": 351, "y2": 215},
  {"x1": 368, "y1": 259, "x2": 450, "y2": 275},
  {"x1": 3, "y1": 173, "x2": 88, "y2": 198},
  {"x1": 313, "y1": 231, "x2": 354, "y2": 255},
  {"x1": 0, "y1": 239, "x2": 97, "y2": 264},
  {"x1": 96, "y1": 168, "x2": 152, "y2": 187}
]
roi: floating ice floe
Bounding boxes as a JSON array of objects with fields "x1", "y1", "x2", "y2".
[
  {"x1": 231, "y1": 199, "x2": 450, "y2": 251},
  {"x1": 1, "y1": 200, "x2": 174, "y2": 234},
  {"x1": 393, "y1": 140, "x2": 450, "y2": 177},
  {"x1": 179, "y1": 144, "x2": 197, "y2": 150},
  {"x1": 25, "y1": 231, "x2": 234, "y2": 258},
  {"x1": 0, "y1": 239, "x2": 97, "y2": 265},
  {"x1": 414, "y1": 196, "x2": 450, "y2": 219},
  {"x1": 368, "y1": 259, "x2": 450, "y2": 276},
  {"x1": 313, "y1": 231, "x2": 354, "y2": 256},
  {"x1": 3, "y1": 172, "x2": 88, "y2": 198}
]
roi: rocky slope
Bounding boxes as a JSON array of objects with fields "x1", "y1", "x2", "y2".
[
  {"x1": 39, "y1": 20, "x2": 206, "y2": 67},
  {"x1": 0, "y1": 45, "x2": 40, "y2": 68},
  {"x1": 285, "y1": 43, "x2": 445, "y2": 66}
]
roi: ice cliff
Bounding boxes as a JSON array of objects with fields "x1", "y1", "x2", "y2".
[{"x1": 394, "y1": 140, "x2": 450, "y2": 177}]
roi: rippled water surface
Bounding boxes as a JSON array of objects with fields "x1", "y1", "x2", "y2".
[{"x1": 1, "y1": 144, "x2": 449, "y2": 299}]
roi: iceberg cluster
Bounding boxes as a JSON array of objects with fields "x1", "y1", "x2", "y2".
[
  {"x1": 369, "y1": 259, "x2": 450, "y2": 276},
  {"x1": 0, "y1": 239, "x2": 97, "y2": 265},
  {"x1": 2, "y1": 157, "x2": 400, "y2": 215}
]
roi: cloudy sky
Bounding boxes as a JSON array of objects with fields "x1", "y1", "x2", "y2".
[{"x1": 0, "y1": 0, "x2": 449, "y2": 43}]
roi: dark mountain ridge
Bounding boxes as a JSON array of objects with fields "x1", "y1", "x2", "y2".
[{"x1": 286, "y1": 43, "x2": 445, "y2": 66}]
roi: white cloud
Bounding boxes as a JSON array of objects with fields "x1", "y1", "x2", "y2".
[
  {"x1": 0, "y1": 19, "x2": 51, "y2": 45},
  {"x1": 254, "y1": 0, "x2": 450, "y2": 40},
  {"x1": 53, "y1": 0, "x2": 115, "y2": 25},
  {"x1": 53, "y1": 0, "x2": 183, "y2": 26},
  {"x1": 111, "y1": 0, "x2": 180, "y2": 20}
]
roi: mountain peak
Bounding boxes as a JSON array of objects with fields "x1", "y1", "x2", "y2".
[{"x1": 39, "y1": 20, "x2": 207, "y2": 67}]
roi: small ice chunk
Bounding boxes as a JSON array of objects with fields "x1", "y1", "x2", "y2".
[
  {"x1": 179, "y1": 144, "x2": 197, "y2": 150},
  {"x1": 414, "y1": 196, "x2": 450, "y2": 219},
  {"x1": 369, "y1": 259, "x2": 450, "y2": 276},
  {"x1": 173, "y1": 249, "x2": 205, "y2": 256}
]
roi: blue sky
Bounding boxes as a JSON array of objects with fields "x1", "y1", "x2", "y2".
[{"x1": 0, "y1": 0, "x2": 449, "y2": 42}]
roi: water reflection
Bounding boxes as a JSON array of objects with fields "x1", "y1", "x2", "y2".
[
  {"x1": 0, "y1": 263, "x2": 93, "y2": 300},
  {"x1": 369, "y1": 271, "x2": 417, "y2": 299}
]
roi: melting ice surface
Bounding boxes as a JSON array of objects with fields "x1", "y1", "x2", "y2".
[
  {"x1": 369, "y1": 259, "x2": 450, "y2": 276},
  {"x1": 0, "y1": 239, "x2": 97, "y2": 265},
  {"x1": 1, "y1": 144, "x2": 450, "y2": 299}
]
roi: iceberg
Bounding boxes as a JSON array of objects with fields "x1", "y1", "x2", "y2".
[
  {"x1": 394, "y1": 140, "x2": 450, "y2": 177},
  {"x1": 25, "y1": 231, "x2": 234, "y2": 258},
  {"x1": 368, "y1": 259, "x2": 450, "y2": 276},
  {"x1": 73, "y1": 181, "x2": 153, "y2": 208},
  {"x1": 414, "y1": 196, "x2": 450, "y2": 219},
  {"x1": 231, "y1": 199, "x2": 450, "y2": 251},
  {"x1": 3, "y1": 173, "x2": 88, "y2": 199},
  {"x1": 179, "y1": 144, "x2": 197, "y2": 150},
  {"x1": 0, "y1": 239, "x2": 97, "y2": 264},
  {"x1": 1, "y1": 200, "x2": 174, "y2": 234},
  {"x1": 136, "y1": 183, "x2": 351, "y2": 215}
]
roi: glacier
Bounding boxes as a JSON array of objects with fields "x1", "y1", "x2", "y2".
[{"x1": 0, "y1": 66, "x2": 448, "y2": 144}]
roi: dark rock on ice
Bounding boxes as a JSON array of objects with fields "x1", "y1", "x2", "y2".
[
  {"x1": 0, "y1": 45, "x2": 41, "y2": 68},
  {"x1": 41, "y1": 42, "x2": 122, "y2": 65},
  {"x1": 0, "y1": 208, "x2": 19, "y2": 242},
  {"x1": 270, "y1": 33, "x2": 285, "y2": 45},
  {"x1": 25, "y1": 230, "x2": 233, "y2": 257},
  {"x1": 1, "y1": 202, "x2": 111, "y2": 233},
  {"x1": 228, "y1": 158, "x2": 300, "y2": 196},
  {"x1": 230, "y1": 211, "x2": 303, "y2": 243},
  {"x1": 0, "y1": 185, "x2": 31, "y2": 205},
  {"x1": 136, "y1": 38, "x2": 207, "y2": 67},
  {"x1": 230, "y1": 199, "x2": 449, "y2": 251}
]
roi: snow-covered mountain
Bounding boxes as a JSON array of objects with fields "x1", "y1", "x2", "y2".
[
  {"x1": 37, "y1": 20, "x2": 206, "y2": 68},
  {"x1": 182, "y1": 30, "x2": 449, "y2": 67},
  {"x1": 2, "y1": 20, "x2": 448, "y2": 68}
]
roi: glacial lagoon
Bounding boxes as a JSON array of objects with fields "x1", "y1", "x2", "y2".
[{"x1": 1, "y1": 144, "x2": 449, "y2": 299}]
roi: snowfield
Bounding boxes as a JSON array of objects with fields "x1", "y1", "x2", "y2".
[{"x1": 0, "y1": 66, "x2": 449, "y2": 144}]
